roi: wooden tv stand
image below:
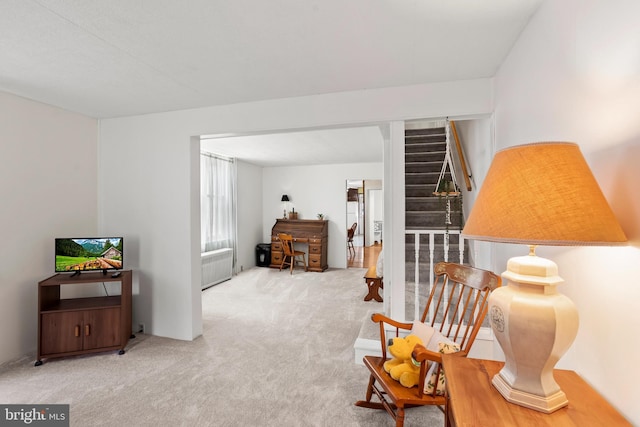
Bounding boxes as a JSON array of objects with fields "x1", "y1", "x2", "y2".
[{"x1": 36, "y1": 270, "x2": 133, "y2": 366}]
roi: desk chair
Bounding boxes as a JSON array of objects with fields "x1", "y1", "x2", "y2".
[
  {"x1": 278, "y1": 233, "x2": 307, "y2": 274},
  {"x1": 347, "y1": 222, "x2": 357, "y2": 256}
]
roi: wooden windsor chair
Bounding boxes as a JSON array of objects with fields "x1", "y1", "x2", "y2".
[
  {"x1": 277, "y1": 233, "x2": 307, "y2": 274},
  {"x1": 355, "y1": 262, "x2": 501, "y2": 427}
]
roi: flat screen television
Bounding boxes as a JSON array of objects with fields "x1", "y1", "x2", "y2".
[{"x1": 55, "y1": 237, "x2": 123, "y2": 274}]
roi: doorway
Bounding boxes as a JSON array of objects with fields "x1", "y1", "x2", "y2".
[{"x1": 347, "y1": 179, "x2": 383, "y2": 269}]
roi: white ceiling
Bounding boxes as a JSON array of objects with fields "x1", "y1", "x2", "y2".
[
  {"x1": 1, "y1": 1, "x2": 541, "y2": 167},
  {"x1": 201, "y1": 125, "x2": 385, "y2": 167},
  {"x1": 0, "y1": 0, "x2": 542, "y2": 119}
]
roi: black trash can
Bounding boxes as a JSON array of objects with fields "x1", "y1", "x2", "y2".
[{"x1": 255, "y1": 243, "x2": 271, "y2": 267}]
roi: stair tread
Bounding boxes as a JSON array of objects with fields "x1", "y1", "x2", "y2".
[
  {"x1": 405, "y1": 127, "x2": 445, "y2": 135},
  {"x1": 405, "y1": 172, "x2": 441, "y2": 175},
  {"x1": 405, "y1": 160, "x2": 443, "y2": 163}
]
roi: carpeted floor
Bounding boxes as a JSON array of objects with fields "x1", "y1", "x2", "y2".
[{"x1": 0, "y1": 267, "x2": 443, "y2": 426}]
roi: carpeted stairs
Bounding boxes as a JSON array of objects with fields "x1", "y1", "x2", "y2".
[
  {"x1": 404, "y1": 126, "x2": 467, "y2": 318},
  {"x1": 405, "y1": 127, "x2": 466, "y2": 272}
]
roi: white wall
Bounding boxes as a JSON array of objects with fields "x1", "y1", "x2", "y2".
[
  {"x1": 236, "y1": 160, "x2": 263, "y2": 272},
  {"x1": 98, "y1": 79, "x2": 493, "y2": 344},
  {"x1": 364, "y1": 180, "x2": 383, "y2": 246},
  {"x1": 261, "y1": 163, "x2": 382, "y2": 268},
  {"x1": 0, "y1": 91, "x2": 97, "y2": 364},
  {"x1": 494, "y1": 0, "x2": 640, "y2": 423},
  {"x1": 455, "y1": 118, "x2": 495, "y2": 271}
]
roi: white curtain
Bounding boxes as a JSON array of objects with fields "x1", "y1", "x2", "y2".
[{"x1": 201, "y1": 153, "x2": 237, "y2": 267}]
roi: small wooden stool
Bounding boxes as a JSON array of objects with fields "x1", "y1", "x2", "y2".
[{"x1": 363, "y1": 266, "x2": 383, "y2": 302}]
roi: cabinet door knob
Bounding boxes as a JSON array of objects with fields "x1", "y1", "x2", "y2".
[
  {"x1": 75, "y1": 325, "x2": 80, "y2": 337},
  {"x1": 85, "y1": 324, "x2": 90, "y2": 336}
]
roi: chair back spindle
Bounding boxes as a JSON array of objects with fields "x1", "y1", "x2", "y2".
[{"x1": 421, "y1": 262, "x2": 498, "y2": 354}]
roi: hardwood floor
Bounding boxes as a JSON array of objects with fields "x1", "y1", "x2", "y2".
[{"x1": 347, "y1": 242, "x2": 382, "y2": 269}]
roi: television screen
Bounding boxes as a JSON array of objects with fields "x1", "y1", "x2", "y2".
[{"x1": 55, "y1": 237, "x2": 123, "y2": 273}]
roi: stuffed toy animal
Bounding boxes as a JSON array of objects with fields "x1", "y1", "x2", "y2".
[{"x1": 383, "y1": 334, "x2": 424, "y2": 388}]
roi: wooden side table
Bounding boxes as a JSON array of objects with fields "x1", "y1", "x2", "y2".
[
  {"x1": 363, "y1": 266, "x2": 383, "y2": 302},
  {"x1": 442, "y1": 355, "x2": 631, "y2": 427}
]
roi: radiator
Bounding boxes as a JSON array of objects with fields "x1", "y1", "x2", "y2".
[{"x1": 201, "y1": 248, "x2": 233, "y2": 289}]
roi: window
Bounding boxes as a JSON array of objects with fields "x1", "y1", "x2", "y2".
[{"x1": 201, "y1": 153, "x2": 237, "y2": 257}]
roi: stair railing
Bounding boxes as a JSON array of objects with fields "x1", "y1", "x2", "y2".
[
  {"x1": 449, "y1": 120, "x2": 472, "y2": 191},
  {"x1": 406, "y1": 228, "x2": 465, "y2": 320},
  {"x1": 405, "y1": 228, "x2": 492, "y2": 337}
]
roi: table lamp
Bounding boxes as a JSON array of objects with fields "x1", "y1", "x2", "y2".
[
  {"x1": 281, "y1": 194, "x2": 289, "y2": 218},
  {"x1": 462, "y1": 142, "x2": 627, "y2": 413}
]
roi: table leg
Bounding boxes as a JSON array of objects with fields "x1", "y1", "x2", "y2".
[{"x1": 364, "y1": 277, "x2": 383, "y2": 302}]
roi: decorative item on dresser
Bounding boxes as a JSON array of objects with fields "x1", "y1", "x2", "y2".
[{"x1": 270, "y1": 219, "x2": 328, "y2": 272}]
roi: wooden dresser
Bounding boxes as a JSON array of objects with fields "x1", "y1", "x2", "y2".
[{"x1": 270, "y1": 219, "x2": 328, "y2": 272}]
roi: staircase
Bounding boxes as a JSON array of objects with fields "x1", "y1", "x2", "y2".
[
  {"x1": 354, "y1": 126, "x2": 477, "y2": 354},
  {"x1": 404, "y1": 126, "x2": 465, "y2": 284}
]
